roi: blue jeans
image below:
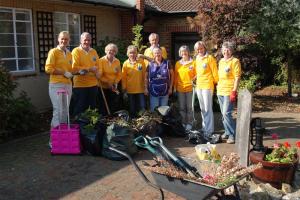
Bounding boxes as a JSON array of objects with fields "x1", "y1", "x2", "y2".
[
  {"x1": 150, "y1": 95, "x2": 169, "y2": 111},
  {"x1": 128, "y1": 93, "x2": 145, "y2": 117},
  {"x1": 217, "y1": 95, "x2": 236, "y2": 137}
]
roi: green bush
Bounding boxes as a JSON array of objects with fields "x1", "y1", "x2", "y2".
[
  {"x1": 0, "y1": 65, "x2": 37, "y2": 141},
  {"x1": 239, "y1": 73, "x2": 261, "y2": 92},
  {"x1": 94, "y1": 36, "x2": 130, "y2": 65}
]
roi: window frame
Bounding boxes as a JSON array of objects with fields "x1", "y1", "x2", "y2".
[
  {"x1": 53, "y1": 11, "x2": 81, "y2": 50},
  {"x1": 0, "y1": 6, "x2": 35, "y2": 73}
]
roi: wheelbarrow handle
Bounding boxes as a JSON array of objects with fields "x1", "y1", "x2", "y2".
[{"x1": 108, "y1": 147, "x2": 164, "y2": 200}]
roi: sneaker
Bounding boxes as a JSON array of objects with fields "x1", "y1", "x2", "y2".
[
  {"x1": 185, "y1": 124, "x2": 192, "y2": 131},
  {"x1": 221, "y1": 133, "x2": 229, "y2": 140},
  {"x1": 226, "y1": 136, "x2": 235, "y2": 144},
  {"x1": 182, "y1": 123, "x2": 186, "y2": 129}
]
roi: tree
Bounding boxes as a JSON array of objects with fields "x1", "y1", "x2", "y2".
[
  {"x1": 131, "y1": 24, "x2": 147, "y2": 54},
  {"x1": 247, "y1": 0, "x2": 300, "y2": 96},
  {"x1": 187, "y1": 0, "x2": 261, "y2": 52}
]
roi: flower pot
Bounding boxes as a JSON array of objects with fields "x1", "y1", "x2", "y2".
[{"x1": 249, "y1": 150, "x2": 298, "y2": 189}]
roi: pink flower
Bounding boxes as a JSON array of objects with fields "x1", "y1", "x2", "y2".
[
  {"x1": 271, "y1": 133, "x2": 279, "y2": 140},
  {"x1": 273, "y1": 143, "x2": 280, "y2": 149}
]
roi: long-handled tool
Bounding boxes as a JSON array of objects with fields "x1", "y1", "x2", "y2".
[
  {"x1": 98, "y1": 81, "x2": 111, "y2": 115},
  {"x1": 145, "y1": 136, "x2": 201, "y2": 178},
  {"x1": 134, "y1": 136, "x2": 163, "y2": 158}
]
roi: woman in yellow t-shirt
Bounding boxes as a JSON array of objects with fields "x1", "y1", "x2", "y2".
[
  {"x1": 122, "y1": 45, "x2": 146, "y2": 117},
  {"x1": 174, "y1": 45, "x2": 195, "y2": 131},
  {"x1": 217, "y1": 41, "x2": 241, "y2": 144},
  {"x1": 194, "y1": 41, "x2": 218, "y2": 138},
  {"x1": 45, "y1": 31, "x2": 73, "y2": 128},
  {"x1": 98, "y1": 43, "x2": 122, "y2": 115}
]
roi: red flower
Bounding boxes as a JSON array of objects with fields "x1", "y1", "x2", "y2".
[
  {"x1": 296, "y1": 141, "x2": 300, "y2": 148},
  {"x1": 271, "y1": 133, "x2": 279, "y2": 140},
  {"x1": 283, "y1": 142, "x2": 291, "y2": 148}
]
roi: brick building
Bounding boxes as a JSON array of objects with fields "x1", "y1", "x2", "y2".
[{"x1": 0, "y1": 0, "x2": 200, "y2": 110}]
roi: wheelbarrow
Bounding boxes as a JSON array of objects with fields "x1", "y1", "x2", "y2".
[{"x1": 109, "y1": 144, "x2": 245, "y2": 199}]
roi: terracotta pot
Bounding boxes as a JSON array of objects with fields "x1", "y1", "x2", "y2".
[{"x1": 249, "y1": 149, "x2": 299, "y2": 189}]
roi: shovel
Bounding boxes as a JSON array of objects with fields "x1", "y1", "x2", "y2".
[{"x1": 145, "y1": 136, "x2": 201, "y2": 178}]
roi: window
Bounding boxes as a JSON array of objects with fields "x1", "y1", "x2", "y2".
[
  {"x1": 54, "y1": 12, "x2": 80, "y2": 50},
  {"x1": 0, "y1": 7, "x2": 34, "y2": 72}
]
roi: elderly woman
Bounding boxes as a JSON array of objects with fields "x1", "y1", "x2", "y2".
[
  {"x1": 122, "y1": 45, "x2": 146, "y2": 117},
  {"x1": 217, "y1": 41, "x2": 241, "y2": 144},
  {"x1": 194, "y1": 41, "x2": 218, "y2": 138},
  {"x1": 98, "y1": 43, "x2": 122, "y2": 115},
  {"x1": 45, "y1": 31, "x2": 73, "y2": 128},
  {"x1": 144, "y1": 47, "x2": 173, "y2": 111},
  {"x1": 72, "y1": 32, "x2": 101, "y2": 117},
  {"x1": 174, "y1": 45, "x2": 196, "y2": 131}
]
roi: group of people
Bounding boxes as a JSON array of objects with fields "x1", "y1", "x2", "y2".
[{"x1": 45, "y1": 31, "x2": 241, "y2": 144}]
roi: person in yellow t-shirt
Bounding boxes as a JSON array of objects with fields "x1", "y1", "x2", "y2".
[
  {"x1": 139, "y1": 33, "x2": 167, "y2": 66},
  {"x1": 217, "y1": 41, "x2": 241, "y2": 144},
  {"x1": 122, "y1": 45, "x2": 146, "y2": 117},
  {"x1": 71, "y1": 32, "x2": 101, "y2": 117},
  {"x1": 45, "y1": 31, "x2": 73, "y2": 128},
  {"x1": 174, "y1": 45, "x2": 196, "y2": 131},
  {"x1": 98, "y1": 43, "x2": 122, "y2": 115},
  {"x1": 194, "y1": 41, "x2": 218, "y2": 138}
]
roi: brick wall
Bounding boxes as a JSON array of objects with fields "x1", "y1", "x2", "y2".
[{"x1": 144, "y1": 15, "x2": 200, "y2": 59}]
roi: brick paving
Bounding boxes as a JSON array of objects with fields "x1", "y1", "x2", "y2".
[{"x1": 0, "y1": 112, "x2": 299, "y2": 200}]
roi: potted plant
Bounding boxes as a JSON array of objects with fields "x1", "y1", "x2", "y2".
[{"x1": 250, "y1": 134, "x2": 300, "y2": 189}]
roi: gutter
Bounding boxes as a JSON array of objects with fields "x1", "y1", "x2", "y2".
[{"x1": 66, "y1": 0, "x2": 137, "y2": 10}]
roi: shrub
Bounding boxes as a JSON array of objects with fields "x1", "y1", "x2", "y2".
[
  {"x1": 0, "y1": 64, "x2": 37, "y2": 142},
  {"x1": 94, "y1": 36, "x2": 130, "y2": 64},
  {"x1": 239, "y1": 73, "x2": 261, "y2": 92}
]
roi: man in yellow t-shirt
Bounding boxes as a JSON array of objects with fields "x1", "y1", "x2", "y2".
[
  {"x1": 72, "y1": 32, "x2": 101, "y2": 116},
  {"x1": 194, "y1": 41, "x2": 218, "y2": 138},
  {"x1": 217, "y1": 41, "x2": 241, "y2": 144},
  {"x1": 139, "y1": 33, "x2": 167, "y2": 66}
]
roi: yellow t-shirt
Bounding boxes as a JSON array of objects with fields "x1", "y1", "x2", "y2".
[
  {"x1": 144, "y1": 46, "x2": 167, "y2": 66},
  {"x1": 122, "y1": 58, "x2": 146, "y2": 94},
  {"x1": 195, "y1": 54, "x2": 218, "y2": 90},
  {"x1": 99, "y1": 56, "x2": 122, "y2": 89},
  {"x1": 45, "y1": 47, "x2": 72, "y2": 84},
  {"x1": 217, "y1": 57, "x2": 241, "y2": 96},
  {"x1": 174, "y1": 59, "x2": 195, "y2": 92},
  {"x1": 72, "y1": 46, "x2": 100, "y2": 88}
]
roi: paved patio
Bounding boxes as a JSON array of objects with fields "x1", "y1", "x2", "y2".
[{"x1": 0, "y1": 112, "x2": 299, "y2": 200}]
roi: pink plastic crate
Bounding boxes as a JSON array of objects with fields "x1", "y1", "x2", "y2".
[{"x1": 50, "y1": 124, "x2": 81, "y2": 155}]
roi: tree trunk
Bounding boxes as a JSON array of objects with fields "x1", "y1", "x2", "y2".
[{"x1": 287, "y1": 57, "x2": 292, "y2": 97}]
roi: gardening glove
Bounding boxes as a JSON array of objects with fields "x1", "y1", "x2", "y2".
[
  {"x1": 64, "y1": 71, "x2": 73, "y2": 79},
  {"x1": 230, "y1": 91, "x2": 237, "y2": 103},
  {"x1": 79, "y1": 69, "x2": 88, "y2": 75}
]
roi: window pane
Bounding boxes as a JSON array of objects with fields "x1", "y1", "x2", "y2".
[
  {"x1": 16, "y1": 22, "x2": 31, "y2": 34},
  {"x1": 18, "y1": 59, "x2": 33, "y2": 71},
  {"x1": 0, "y1": 34, "x2": 15, "y2": 46},
  {"x1": 54, "y1": 23, "x2": 67, "y2": 35},
  {"x1": 70, "y1": 34, "x2": 80, "y2": 47},
  {"x1": 16, "y1": 34, "x2": 32, "y2": 46},
  {"x1": 17, "y1": 47, "x2": 32, "y2": 58},
  {"x1": 0, "y1": 47, "x2": 15, "y2": 58},
  {"x1": 68, "y1": 14, "x2": 80, "y2": 26},
  {"x1": 0, "y1": 21, "x2": 13, "y2": 33},
  {"x1": 54, "y1": 13, "x2": 66, "y2": 23},
  {"x1": 2, "y1": 59, "x2": 17, "y2": 71},
  {"x1": 16, "y1": 10, "x2": 30, "y2": 21},
  {"x1": 0, "y1": 9, "x2": 13, "y2": 20},
  {"x1": 69, "y1": 24, "x2": 80, "y2": 35}
]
